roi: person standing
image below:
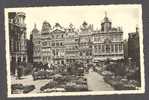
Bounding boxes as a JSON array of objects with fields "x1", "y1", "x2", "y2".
[{"x1": 16, "y1": 62, "x2": 23, "y2": 79}]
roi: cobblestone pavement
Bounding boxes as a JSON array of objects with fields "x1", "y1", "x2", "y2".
[
  {"x1": 85, "y1": 68, "x2": 114, "y2": 91},
  {"x1": 11, "y1": 75, "x2": 49, "y2": 93}
]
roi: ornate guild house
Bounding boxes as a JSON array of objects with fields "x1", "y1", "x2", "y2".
[
  {"x1": 92, "y1": 13, "x2": 124, "y2": 62},
  {"x1": 9, "y1": 12, "x2": 28, "y2": 75},
  {"x1": 64, "y1": 24, "x2": 80, "y2": 64},
  {"x1": 31, "y1": 13, "x2": 124, "y2": 65},
  {"x1": 32, "y1": 24, "x2": 41, "y2": 63}
]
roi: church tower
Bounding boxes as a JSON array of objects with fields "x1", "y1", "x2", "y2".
[{"x1": 101, "y1": 12, "x2": 112, "y2": 32}]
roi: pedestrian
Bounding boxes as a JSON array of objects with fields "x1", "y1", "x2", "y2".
[{"x1": 17, "y1": 62, "x2": 23, "y2": 79}]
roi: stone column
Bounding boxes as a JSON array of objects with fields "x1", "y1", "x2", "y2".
[
  {"x1": 25, "y1": 55, "x2": 28, "y2": 63},
  {"x1": 122, "y1": 44, "x2": 123, "y2": 53},
  {"x1": 105, "y1": 45, "x2": 107, "y2": 53},
  {"x1": 114, "y1": 44, "x2": 115, "y2": 53},
  {"x1": 21, "y1": 56, "x2": 24, "y2": 62},
  {"x1": 10, "y1": 55, "x2": 12, "y2": 62},
  {"x1": 117, "y1": 43, "x2": 119, "y2": 53},
  {"x1": 109, "y1": 44, "x2": 111, "y2": 53},
  {"x1": 99, "y1": 44, "x2": 101, "y2": 53},
  {"x1": 101, "y1": 44, "x2": 103, "y2": 53},
  {"x1": 97, "y1": 44, "x2": 99, "y2": 53},
  {"x1": 16, "y1": 55, "x2": 18, "y2": 63},
  {"x1": 111, "y1": 44, "x2": 113, "y2": 53}
]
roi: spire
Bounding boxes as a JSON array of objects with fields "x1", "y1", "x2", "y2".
[
  {"x1": 83, "y1": 21, "x2": 88, "y2": 26},
  {"x1": 69, "y1": 23, "x2": 73, "y2": 28},
  {"x1": 105, "y1": 11, "x2": 107, "y2": 18},
  {"x1": 32, "y1": 23, "x2": 39, "y2": 33},
  {"x1": 104, "y1": 11, "x2": 108, "y2": 21},
  {"x1": 101, "y1": 11, "x2": 112, "y2": 32},
  {"x1": 34, "y1": 23, "x2": 37, "y2": 29},
  {"x1": 103, "y1": 11, "x2": 111, "y2": 23}
]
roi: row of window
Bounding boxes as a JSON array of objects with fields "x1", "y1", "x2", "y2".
[
  {"x1": 10, "y1": 41, "x2": 21, "y2": 51},
  {"x1": 80, "y1": 52, "x2": 92, "y2": 56},
  {"x1": 42, "y1": 56, "x2": 51, "y2": 61},
  {"x1": 52, "y1": 34, "x2": 64, "y2": 39},
  {"x1": 94, "y1": 36, "x2": 122, "y2": 42},
  {"x1": 52, "y1": 50, "x2": 64, "y2": 56},
  {"x1": 42, "y1": 41, "x2": 64, "y2": 47},
  {"x1": 94, "y1": 44, "x2": 123, "y2": 53},
  {"x1": 66, "y1": 46, "x2": 78, "y2": 50},
  {"x1": 94, "y1": 54, "x2": 124, "y2": 57}
]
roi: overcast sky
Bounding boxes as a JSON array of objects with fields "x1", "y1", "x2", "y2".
[{"x1": 6, "y1": 4, "x2": 142, "y2": 39}]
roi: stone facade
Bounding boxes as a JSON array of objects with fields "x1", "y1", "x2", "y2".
[
  {"x1": 128, "y1": 27, "x2": 140, "y2": 65},
  {"x1": 31, "y1": 14, "x2": 124, "y2": 64},
  {"x1": 92, "y1": 14, "x2": 124, "y2": 61},
  {"x1": 40, "y1": 21, "x2": 52, "y2": 64},
  {"x1": 32, "y1": 24, "x2": 41, "y2": 62},
  {"x1": 50, "y1": 23, "x2": 65, "y2": 65},
  {"x1": 79, "y1": 22, "x2": 93, "y2": 63},
  {"x1": 9, "y1": 12, "x2": 28, "y2": 74},
  {"x1": 64, "y1": 24, "x2": 80, "y2": 64}
]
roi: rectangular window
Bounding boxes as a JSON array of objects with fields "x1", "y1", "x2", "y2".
[
  {"x1": 106, "y1": 44, "x2": 110, "y2": 53},
  {"x1": 102, "y1": 44, "x2": 105, "y2": 52},
  {"x1": 56, "y1": 42, "x2": 59, "y2": 46},
  {"x1": 60, "y1": 42, "x2": 63, "y2": 46},
  {"x1": 52, "y1": 35, "x2": 54, "y2": 38},
  {"x1": 38, "y1": 41, "x2": 40, "y2": 44},
  {"x1": 86, "y1": 52, "x2": 88, "y2": 56},
  {"x1": 42, "y1": 41, "x2": 47, "y2": 46},
  {"x1": 94, "y1": 46, "x2": 97, "y2": 53},
  {"x1": 111, "y1": 44, "x2": 114, "y2": 52},
  {"x1": 115, "y1": 44, "x2": 118, "y2": 53},
  {"x1": 98, "y1": 45, "x2": 101, "y2": 53},
  {"x1": 98, "y1": 37, "x2": 100, "y2": 41},
  {"x1": 52, "y1": 43, "x2": 55, "y2": 46},
  {"x1": 80, "y1": 52, "x2": 82, "y2": 56},
  {"x1": 53, "y1": 50, "x2": 55, "y2": 55},
  {"x1": 56, "y1": 35, "x2": 59, "y2": 39},
  {"x1": 48, "y1": 57, "x2": 51, "y2": 60},
  {"x1": 119, "y1": 44, "x2": 122, "y2": 52}
]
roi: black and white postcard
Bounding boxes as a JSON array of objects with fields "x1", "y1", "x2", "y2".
[{"x1": 5, "y1": 4, "x2": 145, "y2": 97}]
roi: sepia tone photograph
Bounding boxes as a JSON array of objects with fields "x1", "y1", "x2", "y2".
[{"x1": 5, "y1": 4, "x2": 144, "y2": 97}]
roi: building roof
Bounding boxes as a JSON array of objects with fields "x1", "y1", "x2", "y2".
[
  {"x1": 32, "y1": 24, "x2": 39, "y2": 33},
  {"x1": 101, "y1": 12, "x2": 111, "y2": 24}
]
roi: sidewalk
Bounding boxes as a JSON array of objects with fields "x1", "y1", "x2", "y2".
[{"x1": 85, "y1": 68, "x2": 114, "y2": 91}]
